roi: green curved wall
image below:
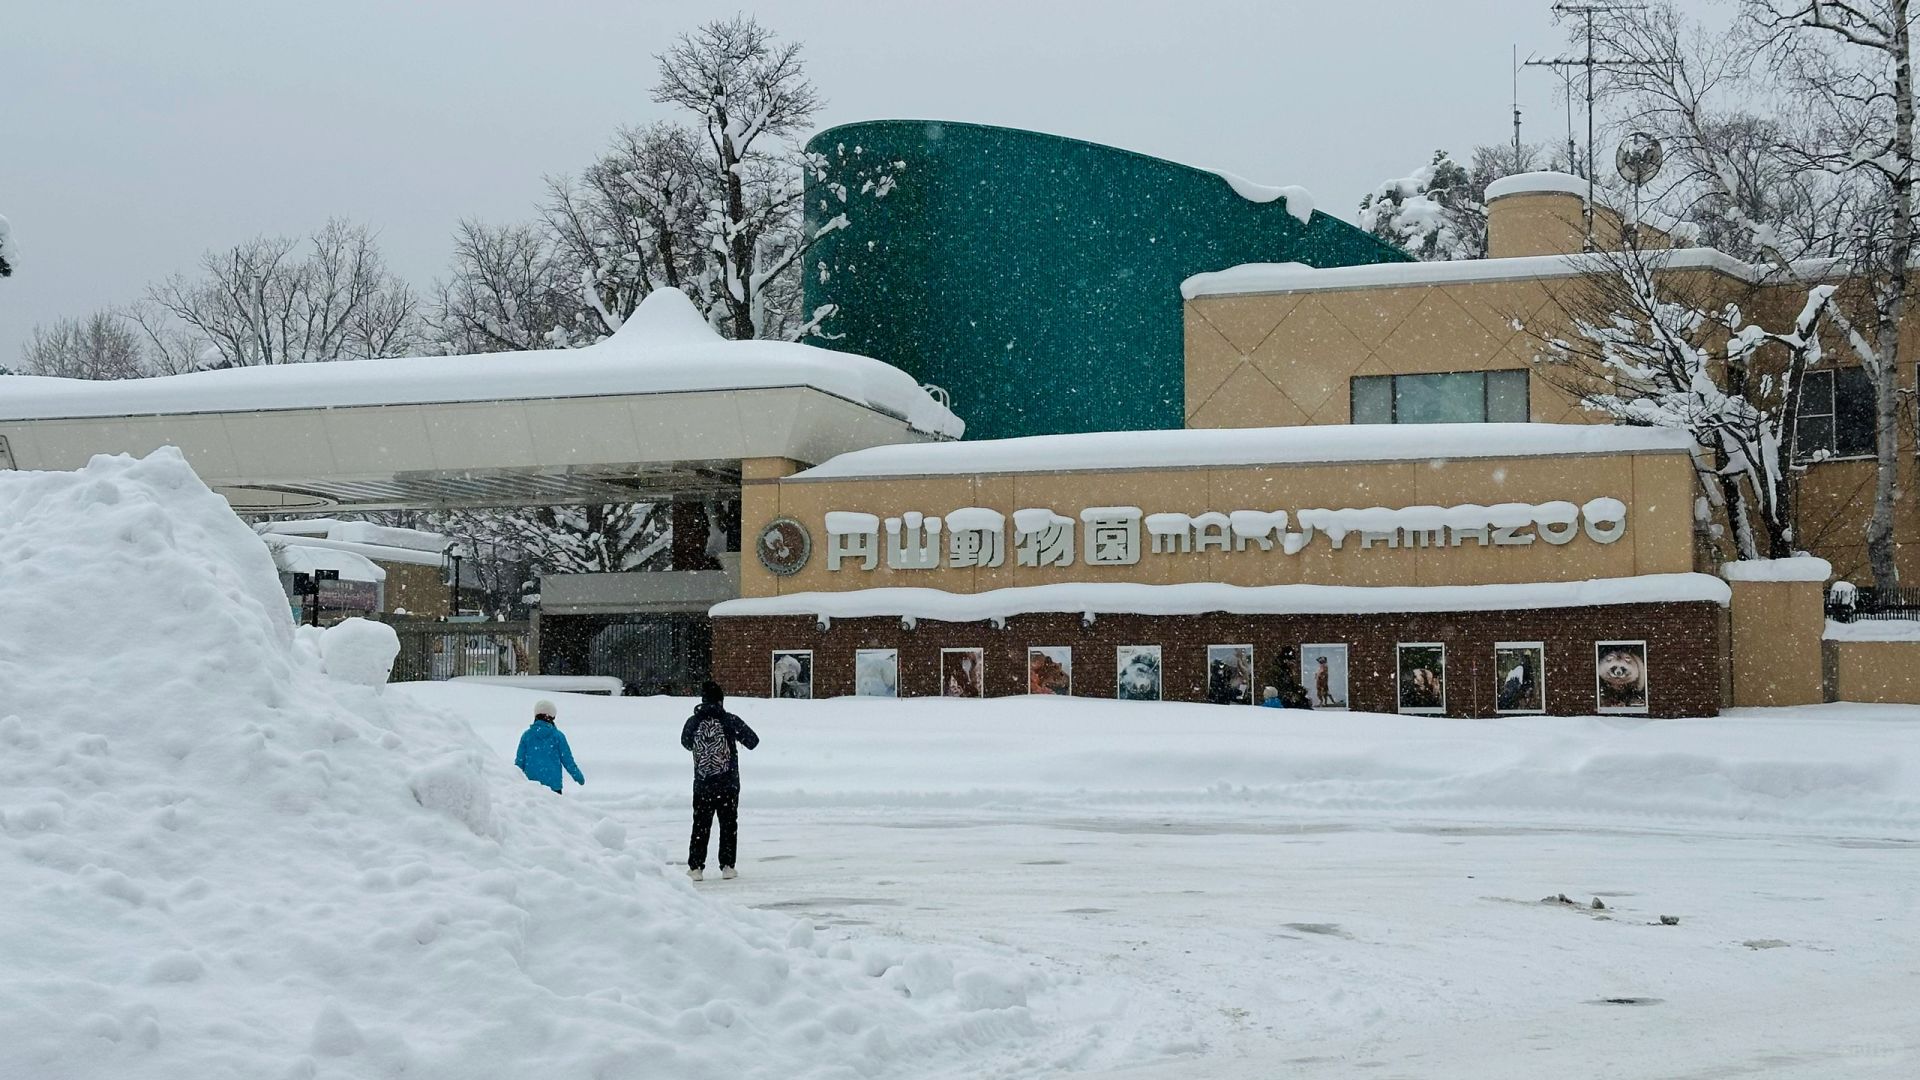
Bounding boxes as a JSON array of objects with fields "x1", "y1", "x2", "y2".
[{"x1": 803, "y1": 120, "x2": 1409, "y2": 440}]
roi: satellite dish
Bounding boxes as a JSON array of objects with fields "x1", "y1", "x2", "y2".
[{"x1": 1616, "y1": 132, "x2": 1665, "y2": 188}]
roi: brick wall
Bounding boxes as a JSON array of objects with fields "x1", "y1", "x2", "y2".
[{"x1": 713, "y1": 602, "x2": 1723, "y2": 718}]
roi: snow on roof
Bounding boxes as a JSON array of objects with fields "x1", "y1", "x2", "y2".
[
  {"x1": 257, "y1": 518, "x2": 450, "y2": 554},
  {"x1": 711, "y1": 573, "x2": 1732, "y2": 621},
  {"x1": 263, "y1": 536, "x2": 387, "y2": 583},
  {"x1": 1722, "y1": 557, "x2": 1832, "y2": 583},
  {"x1": 1207, "y1": 172, "x2": 1315, "y2": 224},
  {"x1": 790, "y1": 423, "x2": 1697, "y2": 481},
  {"x1": 0, "y1": 287, "x2": 963, "y2": 438},
  {"x1": 1482, "y1": 171, "x2": 1701, "y2": 242},
  {"x1": 261, "y1": 531, "x2": 448, "y2": 569},
  {"x1": 1181, "y1": 247, "x2": 1786, "y2": 299}
]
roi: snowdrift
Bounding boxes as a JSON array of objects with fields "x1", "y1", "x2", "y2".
[{"x1": 0, "y1": 451, "x2": 1056, "y2": 1080}]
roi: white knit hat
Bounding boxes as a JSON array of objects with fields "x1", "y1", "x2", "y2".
[{"x1": 534, "y1": 699, "x2": 558, "y2": 719}]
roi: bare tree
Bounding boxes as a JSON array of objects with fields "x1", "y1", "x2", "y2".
[
  {"x1": 541, "y1": 122, "x2": 711, "y2": 335},
  {"x1": 140, "y1": 219, "x2": 422, "y2": 368},
  {"x1": 653, "y1": 15, "x2": 821, "y2": 340},
  {"x1": 432, "y1": 220, "x2": 583, "y2": 353},
  {"x1": 18, "y1": 312, "x2": 149, "y2": 380}
]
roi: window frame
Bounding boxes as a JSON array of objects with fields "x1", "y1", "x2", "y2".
[
  {"x1": 1349, "y1": 369, "x2": 1531, "y2": 425},
  {"x1": 1793, "y1": 368, "x2": 1877, "y2": 464}
]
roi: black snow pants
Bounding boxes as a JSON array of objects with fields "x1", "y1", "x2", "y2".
[{"x1": 689, "y1": 775, "x2": 740, "y2": 870}]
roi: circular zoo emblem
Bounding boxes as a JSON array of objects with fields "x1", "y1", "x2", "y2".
[{"x1": 756, "y1": 517, "x2": 812, "y2": 576}]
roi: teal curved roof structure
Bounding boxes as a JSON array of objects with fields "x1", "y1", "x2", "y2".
[{"x1": 802, "y1": 120, "x2": 1410, "y2": 440}]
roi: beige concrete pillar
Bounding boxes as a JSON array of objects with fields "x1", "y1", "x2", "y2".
[
  {"x1": 1725, "y1": 559, "x2": 1830, "y2": 707},
  {"x1": 739, "y1": 457, "x2": 803, "y2": 599}
]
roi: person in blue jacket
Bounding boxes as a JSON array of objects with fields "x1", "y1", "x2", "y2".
[{"x1": 515, "y1": 699, "x2": 584, "y2": 793}]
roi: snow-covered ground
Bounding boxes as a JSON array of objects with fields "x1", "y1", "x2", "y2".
[
  {"x1": 410, "y1": 684, "x2": 1920, "y2": 1079},
  {"x1": 5, "y1": 449, "x2": 1916, "y2": 1079}
]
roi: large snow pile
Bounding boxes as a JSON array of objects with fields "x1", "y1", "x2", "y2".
[{"x1": 0, "y1": 451, "x2": 1065, "y2": 1079}]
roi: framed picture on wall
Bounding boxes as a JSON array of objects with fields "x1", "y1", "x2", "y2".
[
  {"x1": 1116, "y1": 645, "x2": 1163, "y2": 701},
  {"x1": 1396, "y1": 643, "x2": 1446, "y2": 715},
  {"x1": 1594, "y1": 640, "x2": 1649, "y2": 713},
  {"x1": 1494, "y1": 642, "x2": 1547, "y2": 714},
  {"x1": 941, "y1": 647, "x2": 985, "y2": 697},
  {"x1": 1028, "y1": 646, "x2": 1072, "y2": 695},
  {"x1": 1299, "y1": 644, "x2": 1349, "y2": 710},
  {"x1": 854, "y1": 649, "x2": 898, "y2": 698},
  {"x1": 771, "y1": 650, "x2": 813, "y2": 699},
  {"x1": 1206, "y1": 644, "x2": 1255, "y2": 704}
]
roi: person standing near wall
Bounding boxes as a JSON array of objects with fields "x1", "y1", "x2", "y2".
[{"x1": 682, "y1": 680, "x2": 759, "y2": 881}]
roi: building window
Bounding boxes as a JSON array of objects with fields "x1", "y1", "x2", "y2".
[
  {"x1": 1351, "y1": 370, "x2": 1530, "y2": 424},
  {"x1": 1795, "y1": 368, "x2": 1875, "y2": 461}
]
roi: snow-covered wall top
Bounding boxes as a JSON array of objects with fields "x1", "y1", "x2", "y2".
[
  {"x1": 0, "y1": 288, "x2": 963, "y2": 439},
  {"x1": 1179, "y1": 247, "x2": 1810, "y2": 300},
  {"x1": 1722, "y1": 557, "x2": 1833, "y2": 583},
  {"x1": 711, "y1": 573, "x2": 1732, "y2": 621},
  {"x1": 791, "y1": 423, "x2": 1697, "y2": 481}
]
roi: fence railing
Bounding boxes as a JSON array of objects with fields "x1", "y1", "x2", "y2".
[
  {"x1": 1826, "y1": 584, "x2": 1920, "y2": 623},
  {"x1": 384, "y1": 618, "x2": 534, "y2": 681}
]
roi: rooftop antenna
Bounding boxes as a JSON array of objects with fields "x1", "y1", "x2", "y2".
[
  {"x1": 1524, "y1": 2, "x2": 1667, "y2": 250},
  {"x1": 1512, "y1": 44, "x2": 1525, "y2": 171}
]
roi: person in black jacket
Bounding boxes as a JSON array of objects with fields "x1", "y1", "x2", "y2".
[{"x1": 681, "y1": 680, "x2": 760, "y2": 881}]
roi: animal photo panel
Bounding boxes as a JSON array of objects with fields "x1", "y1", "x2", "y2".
[
  {"x1": 1493, "y1": 642, "x2": 1546, "y2": 714},
  {"x1": 1299, "y1": 644, "x2": 1349, "y2": 709},
  {"x1": 770, "y1": 650, "x2": 813, "y2": 699},
  {"x1": 1206, "y1": 645, "x2": 1255, "y2": 704},
  {"x1": 1028, "y1": 646, "x2": 1072, "y2": 695},
  {"x1": 1594, "y1": 640, "x2": 1649, "y2": 713},
  {"x1": 854, "y1": 649, "x2": 898, "y2": 697},
  {"x1": 1396, "y1": 643, "x2": 1446, "y2": 714},
  {"x1": 941, "y1": 648, "x2": 985, "y2": 697},
  {"x1": 1115, "y1": 645, "x2": 1163, "y2": 701}
]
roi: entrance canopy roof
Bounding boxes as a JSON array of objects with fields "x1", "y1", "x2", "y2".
[{"x1": 0, "y1": 289, "x2": 961, "y2": 511}]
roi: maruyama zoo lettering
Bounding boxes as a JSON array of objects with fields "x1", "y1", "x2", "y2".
[{"x1": 819, "y1": 499, "x2": 1629, "y2": 572}]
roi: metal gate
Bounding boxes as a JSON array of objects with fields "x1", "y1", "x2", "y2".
[{"x1": 386, "y1": 619, "x2": 534, "y2": 682}]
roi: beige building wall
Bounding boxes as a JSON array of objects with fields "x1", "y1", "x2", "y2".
[
  {"x1": 1727, "y1": 579, "x2": 1826, "y2": 707},
  {"x1": 1831, "y1": 640, "x2": 1920, "y2": 703},
  {"x1": 739, "y1": 450, "x2": 1698, "y2": 599},
  {"x1": 1184, "y1": 189, "x2": 1920, "y2": 586},
  {"x1": 1484, "y1": 190, "x2": 1682, "y2": 259},
  {"x1": 385, "y1": 562, "x2": 452, "y2": 617}
]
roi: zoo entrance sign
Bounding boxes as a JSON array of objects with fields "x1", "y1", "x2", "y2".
[{"x1": 755, "y1": 499, "x2": 1630, "y2": 574}]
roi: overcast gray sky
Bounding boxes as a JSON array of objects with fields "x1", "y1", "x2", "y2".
[{"x1": 0, "y1": 0, "x2": 1720, "y2": 366}]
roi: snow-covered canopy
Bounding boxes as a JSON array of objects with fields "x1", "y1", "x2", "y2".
[
  {"x1": 791, "y1": 423, "x2": 1697, "y2": 482},
  {"x1": 0, "y1": 288, "x2": 963, "y2": 439},
  {"x1": 258, "y1": 530, "x2": 452, "y2": 570},
  {"x1": 258, "y1": 518, "x2": 451, "y2": 555},
  {"x1": 262, "y1": 536, "x2": 387, "y2": 583}
]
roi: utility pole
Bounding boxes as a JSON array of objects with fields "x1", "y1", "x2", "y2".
[{"x1": 1524, "y1": 2, "x2": 1664, "y2": 250}]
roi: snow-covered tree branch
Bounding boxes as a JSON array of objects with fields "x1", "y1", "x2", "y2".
[{"x1": 1531, "y1": 242, "x2": 1836, "y2": 561}]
